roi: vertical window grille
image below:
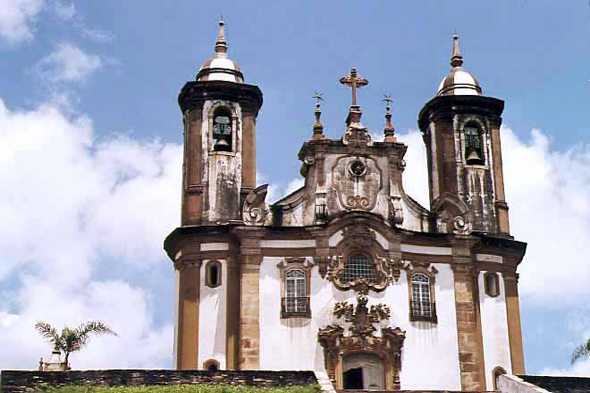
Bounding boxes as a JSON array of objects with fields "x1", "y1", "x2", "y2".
[
  {"x1": 342, "y1": 254, "x2": 376, "y2": 283},
  {"x1": 411, "y1": 273, "x2": 432, "y2": 318},
  {"x1": 285, "y1": 269, "x2": 307, "y2": 313},
  {"x1": 464, "y1": 124, "x2": 484, "y2": 164}
]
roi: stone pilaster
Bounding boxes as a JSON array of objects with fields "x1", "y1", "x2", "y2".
[
  {"x1": 174, "y1": 259, "x2": 201, "y2": 370},
  {"x1": 490, "y1": 119, "x2": 510, "y2": 235},
  {"x1": 235, "y1": 228, "x2": 264, "y2": 370},
  {"x1": 504, "y1": 267, "x2": 525, "y2": 374},
  {"x1": 451, "y1": 239, "x2": 486, "y2": 391},
  {"x1": 182, "y1": 109, "x2": 204, "y2": 226},
  {"x1": 226, "y1": 252, "x2": 240, "y2": 370}
]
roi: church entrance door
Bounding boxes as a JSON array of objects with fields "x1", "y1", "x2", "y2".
[{"x1": 342, "y1": 354, "x2": 384, "y2": 390}]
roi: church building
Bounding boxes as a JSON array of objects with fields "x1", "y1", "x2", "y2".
[{"x1": 164, "y1": 20, "x2": 527, "y2": 391}]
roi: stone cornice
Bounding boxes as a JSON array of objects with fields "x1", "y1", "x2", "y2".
[
  {"x1": 178, "y1": 81, "x2": 263, "y2": 114},
  {"x1": 418, "y1": 95, "x2": 505, "y2": 132}
]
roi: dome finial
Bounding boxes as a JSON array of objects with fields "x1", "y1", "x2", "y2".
[
  {"x1": 214, "y1": 16, "x2": 228, "y2": 58},
  {"x1": 450, "y1": 34, "x2": 463, "y2": 68}
]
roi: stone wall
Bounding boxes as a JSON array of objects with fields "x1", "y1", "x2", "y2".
[{"x1": 0, "y1": 369, "x2": 318, "y2": 393}]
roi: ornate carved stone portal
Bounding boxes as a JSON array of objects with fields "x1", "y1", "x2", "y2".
[{"x1": 318, "y1": 290, "x2": 406, "y2": 390}]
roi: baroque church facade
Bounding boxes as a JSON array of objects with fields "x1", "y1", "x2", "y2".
[{"x1": 164, "y1": 20, "x2": 527, "y2": 391}]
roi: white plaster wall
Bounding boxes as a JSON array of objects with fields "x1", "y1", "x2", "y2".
[
  {"x1": 261, "y1": 240, "x2": 315, "y2": 248},
  {"x1": 259, "y1": 256, "x2": 353, "y2": 371},
  {"x1": 479, "y1": 271, "x2": 512, "y2": 390},
  {"x1": 198, "y1": 259, "x2": 227, "y2": 369},
  {"x1": 201, "y1": 242, "x2": 229, "y2": 251},
  {"x1": 399, "y1": 199, "x2": 423, "y2": 232},
  {"x1": 395, "y1": 264, "x2": 462, "y2": 390},
  {"x1": 401, "y1": 244, "x2": 452, "y2": 255},
  {"x1": 258, "y1": 257, "x2": 461, "y2": 390}
]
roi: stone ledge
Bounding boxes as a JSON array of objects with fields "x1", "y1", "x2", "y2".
[{"x1": 0, "y1": 369, "x2": 318, "y2": 393}]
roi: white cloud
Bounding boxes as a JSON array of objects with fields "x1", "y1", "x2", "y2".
[
  {"x1": 0, "y1": 0, "x2": 43, "y2": 44},
  {"x1": 0, "y1": 98, "x2": 182, "y2": 369},
  {"x1": 396, "y1": 130, "x2": 429, "y2": 208},
  {"x1": 36, "y1": 43, "x2": 102, "y2": 83},
  {"x1": 82, "y1": 28, "x2": 115, "y2": 43},
  {"x1": 540, "y1": 359, "x2": 590, "y2": 377},
  {"x1": 52, "y1": 1, "x2": 74, "y2": 19},
  {"x1": 286, "y1": 178, "x2": 305, "y2": 195},
  {"x1": 500, "y1": 127, "x2": 590, "y2": 306}
]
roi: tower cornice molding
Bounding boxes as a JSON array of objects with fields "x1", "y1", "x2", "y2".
[
  {"x1": 418, "y1": 95, "x2": 504, "y2": 131},
  {"x1": 179, "y1": 81, "x2": 263, "y2": 113}
]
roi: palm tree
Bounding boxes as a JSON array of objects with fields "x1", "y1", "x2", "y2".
[
  {"x1": 35, "y1": 320, "x2": 117, "y2": 368},
  {"x1": 571, "y1": 336, "x2": 590, "y2": 365}
]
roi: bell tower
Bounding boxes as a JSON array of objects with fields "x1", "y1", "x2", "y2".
[
  {"x1": 179, "y1": 19, "x2": 263, "y2": 225},
  {"x1": 169, "y1": 19, "x2": 263, "y2": 371},
  {"x1": 418, "y1": 35, "x2": 510, "y2": 236}
]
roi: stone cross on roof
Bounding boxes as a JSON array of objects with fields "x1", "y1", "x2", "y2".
[{"x1": 339, "y1": 67, "x2": 368, "y2": 107}]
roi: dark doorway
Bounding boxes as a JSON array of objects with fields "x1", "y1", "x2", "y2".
[{"x1": 343, "y1": 367, "x2": 363, "y2": 389}]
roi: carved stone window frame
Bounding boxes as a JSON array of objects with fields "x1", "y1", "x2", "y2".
[
  {"x1": 484, "y1": 271, "x2": 500, "y2": 298},
  {"x1": 325, "y1": 225, "x2": 393, "y2": 293},
  {"x1": 208, "y1": 102, "x2": 238, "y2": 156},
  {"x1": 203, "y1": 358, "x2": 220, "y2": 371},
  {"x1": 277, "y1": 257, "x2": 313, "y2": 319},
  {"x1": 204, "y1": 260, "x2": 222, "y2": 288},
  {"x1": 404, "y1": 260, "x2": 438, "y2": 323}
]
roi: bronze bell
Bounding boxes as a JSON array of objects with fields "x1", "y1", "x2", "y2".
[
  {"x1": 214, "y1": 137, "x2": 230, "y2": 151},
  {"x1": 466, "y1": 149, "x2": 482, "y2": 164}
]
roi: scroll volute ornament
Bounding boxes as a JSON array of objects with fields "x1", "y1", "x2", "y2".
[{"x1": 243, "y1": 184, "x2": 270, "y2": 226}]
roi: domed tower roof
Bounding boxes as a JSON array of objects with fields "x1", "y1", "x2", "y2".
[
  {"x1": 196, "y1": 19, "x2": 244, "y2": 83},
  {"x1": 437, "y1": 35, "x2": 482, "y2": 96}
]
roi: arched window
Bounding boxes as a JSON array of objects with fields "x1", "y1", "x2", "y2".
[
  {"x1": 464, "y1": 123, "x2": 484, "y2": 165},
  {"x1": 342, "y1": 254, "x2": 376, "y2": 283},
  {"x1": 284, "y1": 269, "x2": 307, "y2": 315},
  {"x1": 205, "y1": 261, "x2": 222, "y2": 288},
  {"x1": 212, "y1": 107, "x2": 232, "y2": 152},
  {"x1": 484, "y1": 272, "x2": 500, "y2": 297},
  {"x1": 410, "y1": 273, "x2": 435, "y2": 321}
]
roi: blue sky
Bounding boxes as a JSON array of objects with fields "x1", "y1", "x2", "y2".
[{"x1": 1, "y1": 0, "x2": 590, "y2": 376}]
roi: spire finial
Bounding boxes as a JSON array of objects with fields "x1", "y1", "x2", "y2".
[
  {"x1": 451, "y1": 34, "x2": 463, "y2": 68},
  {"x1": 312, "y1": 92, "x2": 324, "y2": 139},
  {"x1": 214, "y1": 17, "x2": 228, "y2": 58},
  {"x1": 383, "y1": 94, "x2": 395, "y2": 142}
]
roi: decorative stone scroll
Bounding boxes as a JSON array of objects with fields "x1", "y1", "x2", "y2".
[
  {"x1": 243, "y1": 184, "x2": 270, "y2": 226},
  {"x1": 318, "y1": 291, "x2": 406, "y2": 390},
  {"x1": 433, "y1": 192, "x2": 472, "y2": 235},
  {"x1": 330, "y1": 156, "x2": 382, "y2": 213},
  {"x1": 317, "y1": 224, "x2": 401, "y2": 292},
  {"x1": 389, "y1": 196, "x2": 404, "y2": 225}
]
